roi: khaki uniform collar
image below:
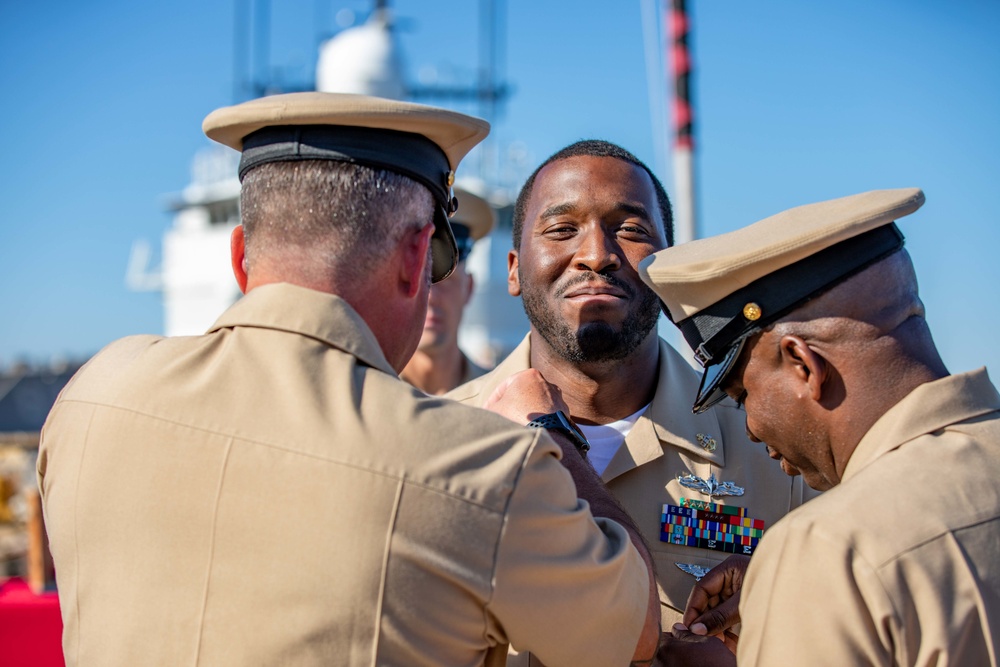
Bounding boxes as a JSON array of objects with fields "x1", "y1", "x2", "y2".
[
  {"x1": 843, "y1": 368, "x2": 1000, "y2": 483},
  {"x1": 208, "y1": 282, "x2": 395, "y2": 375},
  {"x1": 443, "y1": 335, "x2": 529, "y2": 405},
  {"x1": 494, "y1": 334, "x2": 727, "y2": 479},
  {"x1": 494, "y1": 333, "x2": 533, "y2": 375},
  {"x1": 604, "y1": 338, "x2": 727, "y2": 480}
]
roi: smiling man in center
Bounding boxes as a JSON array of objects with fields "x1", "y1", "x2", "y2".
[{"x1": 448, "y1": 140, "x2": 815, "y2": 663}]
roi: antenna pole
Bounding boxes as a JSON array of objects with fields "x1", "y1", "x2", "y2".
[{"x1": 670, "y1": 0, "x2": 697, "y2": 245}]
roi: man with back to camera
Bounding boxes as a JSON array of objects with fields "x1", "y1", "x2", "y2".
[
  {"x1": 37, "y1": 92, "x2": 661, "y2": 666},
  {"x1": 639, "y1": 188, "x2": 1000, "y2": 665},
  {"x1": 401, "y1": 184, "x2": 496, "y2": 394},
  {"x1": 447, "y1": 139, "x2": 814, "y2": 662}
]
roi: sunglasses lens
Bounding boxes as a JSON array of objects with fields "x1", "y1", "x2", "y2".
[{"x1": 692, "y1": 338, "x2": 747, "y2": 414}]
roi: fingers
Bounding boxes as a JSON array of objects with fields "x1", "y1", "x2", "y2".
[
  {"x1": 686, "y1": 595, "x2": 741, "y2": 637},
  {"x1": 682, "y1": 580, "x2": 715, "y2": 628},
  {"x1": 671, "y1": 623, "x2": 703, "y2": 640},
  {"x1": 681, "y1": 566, "x2": 730, "y2": 628},
  {"x1": 681, "y1": 555, "x2": 750, "y2": 629}
]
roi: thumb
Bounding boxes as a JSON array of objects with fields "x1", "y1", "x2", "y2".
[
  {"x1": 689, "y1": 595, "x2": 741, "y2": 636},
  {"x1": 484, "y1": 376, "x2": 513, "y2": 408}
]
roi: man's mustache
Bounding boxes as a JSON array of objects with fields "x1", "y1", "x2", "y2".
[{"x1": 555, "y1": 272, "x2": 636, "y2": 299}]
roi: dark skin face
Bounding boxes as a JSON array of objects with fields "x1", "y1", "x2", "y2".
[
  {"x1": 719, "y1": 251, "x2": 948, "y2": 492},
  {"x1": 721, "y1": 333, "x2": 832, "y2": 488},
  {"x1": 509, "y1": 155, "x2": 668, "y2": 368}
]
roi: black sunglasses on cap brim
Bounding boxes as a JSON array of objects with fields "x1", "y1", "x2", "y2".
[{"x1": 692, "y1": 336, "x2": 748, "y2": 414}]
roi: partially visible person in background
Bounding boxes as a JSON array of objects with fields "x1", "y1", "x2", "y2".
[{"x1": 401, "y1": 184, "x2": 496, "y2": 394}]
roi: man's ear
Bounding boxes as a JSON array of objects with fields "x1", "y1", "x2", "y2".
[
  {"x1": 231, "y1": 225, "x2": 248, "y2": 294},
  {"x1": 400, "y1": 223, "x2": 435, "y2": 298},
  {"x1": 507, "y1": 249, "x2": 521, "y2": 297},
  {"x1": 778, "y1": 334, "x2": 827, "y2": 402}
]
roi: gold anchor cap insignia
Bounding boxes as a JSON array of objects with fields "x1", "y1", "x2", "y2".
[{"x1": 743, "y1": 302, "x2": 762, "y2": 321}]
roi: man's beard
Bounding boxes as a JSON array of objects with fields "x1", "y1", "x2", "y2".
[{"x1": 521, "y1": 271, "x2": 661, "y2": 363}]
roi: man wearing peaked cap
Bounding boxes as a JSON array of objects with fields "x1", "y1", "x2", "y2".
[
  {"x1": 639, "y1": 189, "x2": 1000, "y2": 665},
  {"x1": 401, "y1": 183, "x2": 497, "y2": 394},
  {"x1": 204, "y1": 91, "x2": 489, "y2": 283},
  {"x1": 38, "y1": 92, "x2": 660, "y2": 666}
]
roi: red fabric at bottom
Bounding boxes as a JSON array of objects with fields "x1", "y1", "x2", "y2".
[{"x1": 0, "y1": 578, "x2": 65, "y2": 667}]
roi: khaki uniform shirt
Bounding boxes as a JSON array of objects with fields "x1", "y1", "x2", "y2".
[
  {"x1": 448, "y1": 334, "x2": 812, "y2": 628},
  {"x1": 38, "y1": 283, "x2": 649, "y2": 667},
  {"x1": 738, "y1": 368, "x2": 1000, "y2": 666}
]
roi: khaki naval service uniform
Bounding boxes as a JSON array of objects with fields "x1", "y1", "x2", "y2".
[
  {"x1": 738, "y1": 369, "x2": 1000, "y2": 665},
  {"x1": 448, "y1": 333, "x2": 814, "y2": 626},
  {"x1": 38, "y1": 283, "x2": 649, "y2": 667},
  {"x1": 640, "y1": 188, "x2": 1000, "y2": 664}
]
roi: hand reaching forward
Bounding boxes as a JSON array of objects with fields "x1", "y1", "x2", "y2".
[{"x1": 483, "y1": 369, "x2": 571, "y2": 424}]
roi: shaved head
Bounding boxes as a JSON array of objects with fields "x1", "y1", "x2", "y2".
[
  {"x1": 768, "y1": 250, "x2": 943, "y2": 375},
  {"x1": 730, "y1": 249, "x2": 950, "y2": 489}
]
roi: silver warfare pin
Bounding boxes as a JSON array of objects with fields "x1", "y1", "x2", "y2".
[
  {"x1": 677, "y1": 472, "x2": 745, "y2": 498},
  {"x1": 675, "y1": 562, "x2": 712, "y2": 581}
]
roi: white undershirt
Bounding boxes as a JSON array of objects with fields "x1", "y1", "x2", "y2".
[{"x1": 578, "y1": 404, "x2": 650, "y2": 475}]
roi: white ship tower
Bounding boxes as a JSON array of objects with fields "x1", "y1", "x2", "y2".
[{"x1": 129, "y1": 3, "x2": 528, "y2": 365}]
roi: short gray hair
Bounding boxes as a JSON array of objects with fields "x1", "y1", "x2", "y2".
[{"x1": 240, "y1": 160, "x2": 434, "y2": 274}]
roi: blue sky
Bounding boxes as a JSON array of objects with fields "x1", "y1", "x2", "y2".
[{"x1": 2, "y1": 1, "x2": 999, "y2": 377}]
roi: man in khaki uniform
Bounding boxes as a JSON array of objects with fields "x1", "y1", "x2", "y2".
[
  {"x1": 447, "y1": 140, "x2": 813, "y2": 656},
  {"x1": 643, "y1": 189, "x2": 1000, "y2": 665},
  {"x1": 38, "y1": 93, "x2": 660, "y2": 666},
  {"x1": 401, "y1": 184, "x2": 496, "y2": 394}
]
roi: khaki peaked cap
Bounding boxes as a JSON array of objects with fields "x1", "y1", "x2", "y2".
[
  {"x1": 202, "y1": 92, "x2": 490, "y2": 283},
  {"x1": 203, "y1": 92, "x2": 489, "y2": 169},
  {"x1": 639, "y1": 188, "x2": 925, "y2": 412},
  {"x1": 449, "y1": 184, "x2": 497, "y2": 262},
  {"x1": 452, "y1": 185, "x2": 496, "y2": 242}
]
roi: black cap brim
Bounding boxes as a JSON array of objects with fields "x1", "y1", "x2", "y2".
[
  {"x1": 239, "y1": 124, "x2": 460, "y2": 282},
  {"x1": 680, "y1": 223, "x2": 905, "y2": 414},
  {"x1": 692, "y1": 336, "x2": 747, "y2": 414},
  {"x1": 430, "y1": 207, "x2": 458, "y2": 282}
]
